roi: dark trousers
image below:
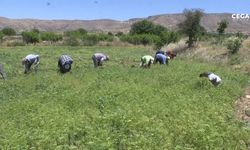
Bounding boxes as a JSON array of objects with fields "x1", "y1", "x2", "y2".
[
  {"x1": 24, "y1": 62, "x2": 33, "y2": 74},
  {"x1": 92, "y1": 56, "x2": 102, "y2": 68},
  {"x1": 58, "y1": 61, "x2": 71, "y2": 73}
]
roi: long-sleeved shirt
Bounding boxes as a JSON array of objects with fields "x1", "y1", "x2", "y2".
[
  {"x1": 155, "y1": 53, "x2": 167, "y2": 64},
  {"x1": 141, "y1": 55, "x2": 154, "y2": 65},
  {"x1": 25, "y1": 54, "x2": 39, "y2": 64},
  {"x1": 59, "y1": 55, "x2": 73, "y2": 66},
  {"x1": 93, "y1": 53, "x2": 108, "y2": 62},
  {"x1": 208, "y1": 73, "x2": 221, "y2": 83}
]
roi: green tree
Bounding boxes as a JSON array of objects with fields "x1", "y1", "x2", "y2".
[
  {"x1": 129, "y1": 20, "x2": 180, "y2": 48},
  {"x1": 1, "y1": 27, "x2": 16, "y2": 36},
  {"x1": 130, "y1": 20, "x2": 155, "y2": 35},
  {"x1": 217, "y1": 20, "x2": 228, "y2": 35},
  {"x1": 22, "y1": 31, "x2": 40, "y2": 44},
  {"x1": 178, "y1": 9, "x2": 204, "y2": 47}
]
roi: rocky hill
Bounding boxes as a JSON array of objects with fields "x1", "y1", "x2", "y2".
[{"x1": 0, "y1": 13, "x2": 249, "y2": 34}]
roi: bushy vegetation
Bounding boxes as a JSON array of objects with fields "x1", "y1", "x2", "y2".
[
  {"x1": 0, "y1": 31, "x2": 4, "y2": 42},
  {"x1": 22, "y1": 31, "x2": 40, "y2": 44},
  {"x1": 1, "y1": 27, "x2": 16, "y2": 36},
  {"x1": 40, "y1": 32, "x2": 63, "y2": 42},
  {"x1": 0, "y1": 46, "x2": 249, "y2": 149},
  {"x1": 122, "y1": 20, "x2": 180, "y2": 49},
  {"x1": 226, "y1": 37, "x2": 243, "y2": 54}
]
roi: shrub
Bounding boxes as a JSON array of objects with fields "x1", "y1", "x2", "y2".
[
  {"x1": 40, "y1": 32, "x2": 63, "y2": 42},
  {"x1": 1, "y1": 27, "x2": 16, "y2": 36},
  {"x1": 115, "y1": 32, "x2": 124, "y2": 37},
  {"x1": 64, "y1": 28, "x2": 87, "y2": 38},
  {"x1": 64, "y1": 36, "x2": 80, "y2": 46},
  {"x1": 226, "y1": 37, "x2": 243, "y2": 54},
  {"x1": 22, "y1": 31, "x2": 40, "y2": 44},
  {"x1": 0, "y1": 31, "x2": 4, "y2": 42}
]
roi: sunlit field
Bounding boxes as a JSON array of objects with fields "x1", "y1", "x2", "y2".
[{"x1": 0, "y1": 46, "x2": 249, "y2": 149}]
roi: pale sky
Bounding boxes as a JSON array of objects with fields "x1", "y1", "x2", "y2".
[{"x1": 0, "y1": 0, "x2": 250, "y2": 20}]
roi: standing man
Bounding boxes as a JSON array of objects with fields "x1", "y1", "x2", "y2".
[
  {"x1": 58, "y1": 55, "x2": 73, "y2": 73},
  {"x1": 92, "y1": 53, "x2": 109, "y2": 68},
  {"x1": 199, "y1": 72, "x2": 222, "y2": 86},
  {"x1": 140, "y1": 55, "x2": 154, "y2": 68},
  {"x1": 22, "y1": 54, "x2": 40, "y2": 74}
]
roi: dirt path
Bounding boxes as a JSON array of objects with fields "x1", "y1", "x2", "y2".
[{"x1": 235, "y1": 87, "x2": 250, "y2": 122}]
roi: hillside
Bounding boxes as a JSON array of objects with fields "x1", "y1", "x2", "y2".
[{"x1": 0, "y1": 13, "x2": 250, "y2": 33}]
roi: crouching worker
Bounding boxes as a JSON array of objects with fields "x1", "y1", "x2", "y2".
[
  {"x1": 140, "y1": 55, "x2": 154, "y2": 68},
  {"x1": 166, "y1": 50, "x2": 177, "y2": 59},
  {"x1": 0, "y1": 64, "x2": 7, "y2": 80},
  {"x1": 58, "y1": 55, "x2": 73, "y2": 73},
  {"x1": 22, "y1": 54, "x2": 40, "y2": 74},
  {"x1": 92, "y1": 53, "x2": 109, "y2": 68},
  {"x1": 154, "y1": 53, "x2": 169, "y2": 65},
  {"x1": 199, "y1": 72, "x2": 221, "y2": 86}
]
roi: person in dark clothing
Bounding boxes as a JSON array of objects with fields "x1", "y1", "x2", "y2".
[
  {"x1": 0, "y1": 64, "x2": 7, "y2": 80},
  {"x1": 22, "y1": 54, "x2": 40, "y2": 74},
  {"x1": 58, "y1": 55, "x2": 73, "y2": 73},
  {"x1": 155, "y1": 50, "x2": 165, "y2": 55},
  {"x1": 92, "y1": 53, "x2": 109, "y2": 68}
]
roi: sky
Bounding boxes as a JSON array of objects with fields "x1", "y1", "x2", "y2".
[{"x1": 0, "y1": 0, "x2": 250, "y2": 20}]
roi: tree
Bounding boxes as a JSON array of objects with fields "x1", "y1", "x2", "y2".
[
  {"x1": 1, "y1": 27, "x2": 16, "y2": 36},
  {"x1": 129, "y1": 20, "x2": 179, "y2": 48},
  {"x1": 130, "y1": 20, "x2": 155, "y2": 35},
  {"x1": 178, "y1": 9, "x2": 204, "y2": 47},
  {"x1": 217, "y1": 20, "x2": 228, "y2": 35},
  {"x1": 22, "y1": 31, "x2": 40, "y2": 44}
]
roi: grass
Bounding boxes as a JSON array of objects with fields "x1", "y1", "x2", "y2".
[{"x1": 0, "y1": 46, "x2": 250, "y2": 149}]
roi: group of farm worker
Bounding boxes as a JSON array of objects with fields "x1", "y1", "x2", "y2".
[
  {"x1": 0, "y1": 49, "x2": 221, "y2": 86},
  {"x1": 140, "y1": 49, "x2": 177, "y2": 68},
  {"x1": 20, "y1": 53, "x2": 109, "y2": 74},
  {"x1": 140, "y1": 49, "x2": 221, "y2": 86}
]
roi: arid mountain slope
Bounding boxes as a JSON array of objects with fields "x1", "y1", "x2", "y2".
[{"x1": 0, "y1": 13, "x2": 249, "y2": 33}]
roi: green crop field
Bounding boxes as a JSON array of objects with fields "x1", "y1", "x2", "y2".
[{"x1": 0, "y1": 46, "x2": 250, "y2": 149}]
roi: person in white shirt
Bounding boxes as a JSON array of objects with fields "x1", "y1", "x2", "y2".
[
  {"x1": 92, "y1": 53, "x2": 109, "y2": 68},
  {"x1": 22, "y1": 54, "x2": 40, "y2": 74},
  {"x1": 199, "y1": 72, "x2": 221, "y2": 86}
]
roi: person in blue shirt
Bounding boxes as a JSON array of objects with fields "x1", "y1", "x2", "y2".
[
  {"x1": 58, "y1": 55, "x2": 73, "y2": 73},
  {"x1": 154, "y1": 53, "x2": 169, "y2": 65}
]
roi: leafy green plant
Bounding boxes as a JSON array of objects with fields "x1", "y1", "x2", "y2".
[
  {"x1": 1, "y1": 27, "x2": 16, "y2": 36},
  {"x1": 226, "y1": 37, "x2": 243, "y2": 54}
]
